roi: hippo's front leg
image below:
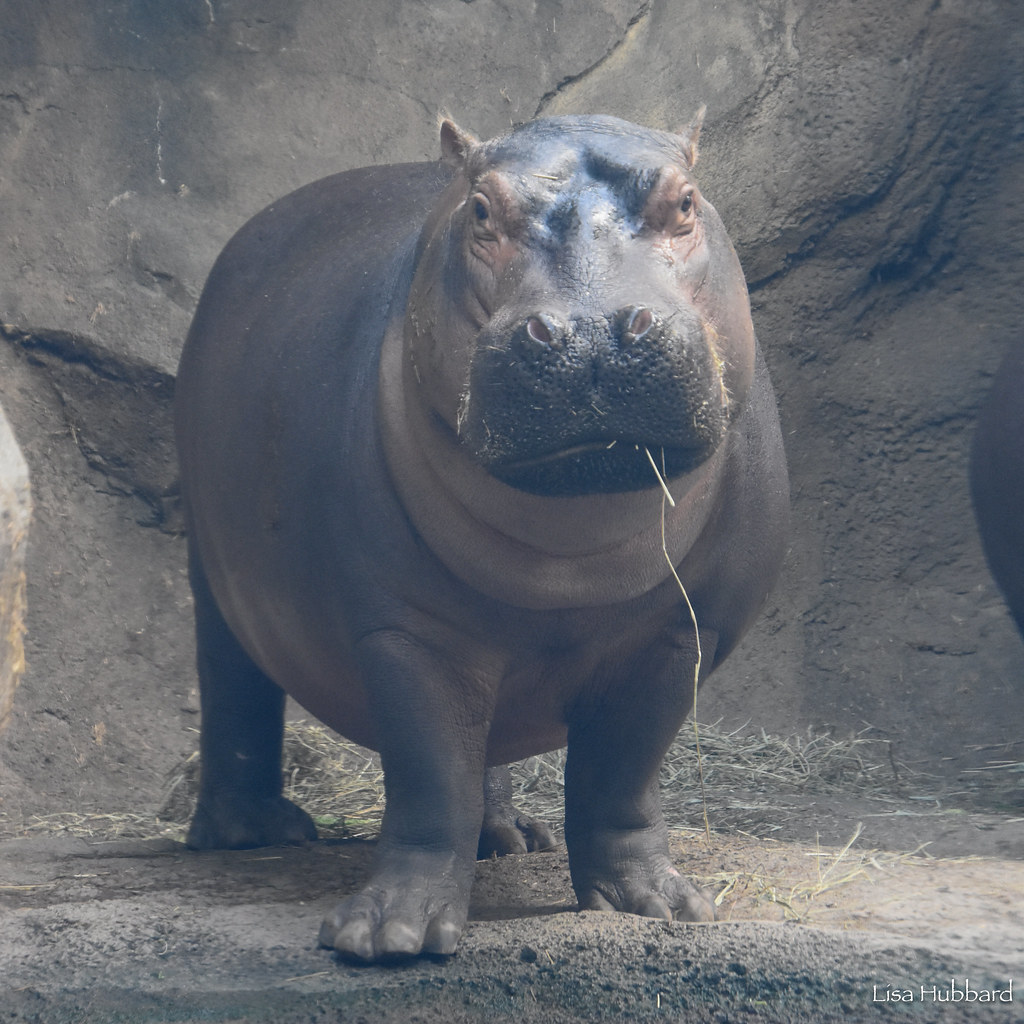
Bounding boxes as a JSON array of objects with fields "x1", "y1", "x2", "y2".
[
  {"x1": 318, "y1": 630, "x2": 492, "y2": 961},
  {"x1": 563, "y1": 629, "x2": 716, "y2": 923}
]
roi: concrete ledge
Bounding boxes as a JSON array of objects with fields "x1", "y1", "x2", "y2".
[{"x1": 1, "y1": 832, "x2": 1020, "y2": 1024}]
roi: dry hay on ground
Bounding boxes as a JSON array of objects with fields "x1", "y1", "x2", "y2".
[{"x1": 0, "y1": 718, "x2": 925, "y2": 844}]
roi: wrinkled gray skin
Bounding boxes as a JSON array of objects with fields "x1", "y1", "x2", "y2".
[
  {"x1": 175, "y1": 115, "x2": 789, "y2": 962},
  {"x1": 971, "y1": 341, "x2": 1024, "y2": 640}
]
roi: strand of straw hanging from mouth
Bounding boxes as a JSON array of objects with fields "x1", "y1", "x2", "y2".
[{"x1": 645, "y1": 447, "x2": 711, "y2": 842}]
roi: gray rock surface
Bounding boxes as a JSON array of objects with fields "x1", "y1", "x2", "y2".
[{"x1": 0, "y1": 0, "x2": 1021, "y2": 816}]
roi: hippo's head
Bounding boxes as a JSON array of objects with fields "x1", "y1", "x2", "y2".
[{"x1": 403, "y1": 114, "x2": 756, "y2": 499}]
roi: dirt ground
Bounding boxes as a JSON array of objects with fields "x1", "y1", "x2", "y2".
[{"x1": 2, "y1": 786, "x2": 1022, "y2": 1024}]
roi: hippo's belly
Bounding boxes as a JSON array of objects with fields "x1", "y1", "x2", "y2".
[{"x1": 200, "y1": 533, "x2": 657, "y2": 765}]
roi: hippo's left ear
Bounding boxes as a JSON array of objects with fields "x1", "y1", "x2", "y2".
[
  {"x1": 439, "y1": 118, "x2": 481, "y2": 169},
  {"x1": 678, "y1": 105, "x2": 706, "y2": 168}
]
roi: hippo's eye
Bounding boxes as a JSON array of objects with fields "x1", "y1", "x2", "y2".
[
  {"x1": 472, "y1": 194, "x2": 491, "y2": 223},
  {"x1": 670, "y1": 188, "x2": 698, "y2": 238}
]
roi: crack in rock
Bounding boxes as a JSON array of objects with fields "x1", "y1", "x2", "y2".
[
  {"x1": 534, "y1": 2, "x2": 651, "y2": 117},
  {"x1": 1, "y1": 324, "x2": 180, "y2": 530}
]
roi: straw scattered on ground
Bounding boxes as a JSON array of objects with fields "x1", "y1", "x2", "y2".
[
  {"x1": 692, "y1": 823, "x2": 932, "y2": 923},
  {"x1": 0, "y1": 719, "x2": 917, "y2": 844}
]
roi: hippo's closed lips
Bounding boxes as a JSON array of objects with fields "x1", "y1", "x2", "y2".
[{"x1": 175, "y1": 112, "x2": 789, "y2": 961}]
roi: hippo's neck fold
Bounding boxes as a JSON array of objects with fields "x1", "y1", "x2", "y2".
[{"x1": 378, "y1": 320, "x2": 725, "y2": 611}]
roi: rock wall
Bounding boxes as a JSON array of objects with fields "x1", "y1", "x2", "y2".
[{"x1": 0, "y1": 0, "x2": 1020, "y2": 815}]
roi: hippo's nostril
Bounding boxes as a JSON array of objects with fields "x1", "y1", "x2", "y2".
[
  {"x1": 526, "y1": 316, "x2": 553, "y2": 346},
  {"x1": 623, "y1": 306, "x2": 653, "y2": 343}
]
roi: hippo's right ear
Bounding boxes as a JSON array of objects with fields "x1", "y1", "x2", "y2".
[
  {"x1": 679, "y1": 105, "x2": 706, "y2": 168},
  {"x1": 440, "y1": 118, "x2": 481, "y2": 169}
]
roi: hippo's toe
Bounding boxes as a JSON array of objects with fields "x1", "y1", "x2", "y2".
[
  {"x1": 577, "y1": 870, "x2": 715, "y2": 922},
  {"x1": 318, "y1": 848, "x2": 473, "y2": 962},
  {"x1": 319, "y1": 890, "x2": 466, "y2": 961},
  {"x1": 478, "y1": 812, "x2": 558, "y2": 859}
]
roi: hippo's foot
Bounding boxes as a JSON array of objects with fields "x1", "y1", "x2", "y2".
[
  {"x1": 478, "y1": 811, "x2": 557, "y2": 859},
  {"x1": 570, "y1": 826, "x2": 715, "y2": 922},
  {"x1": 318, "y1": 848, "x2": 473, "y2": 961},
  {"x1": 478, "y1": 763, "x2": 557, "y2": 858},
  {"x1": 186, "y1": 793, "x2": 317, "y2": 850}
]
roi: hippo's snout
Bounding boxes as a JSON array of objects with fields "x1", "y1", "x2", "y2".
[
  {"x1": 462, "y1": 304, "x2": 731, "y2": 497},
  {"x1": 524, "y1": 306, "x2": 655, "y2": 349}
]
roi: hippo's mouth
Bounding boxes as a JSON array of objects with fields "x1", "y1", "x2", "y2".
[
  {"x1": 460, "y1": 307, "x2": 733, "y2": 497},
  {"x1": 488, "y1": 438, "x2": 712, "y2": 497}
]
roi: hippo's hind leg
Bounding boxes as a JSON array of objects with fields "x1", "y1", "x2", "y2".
[
  {"x1": 563, "y1": 628, "x2": 716, "y2": 923},
  {"x1": 185, "y1": 547, "x2": 316, "y2": 850},
  {"x1": 478, "y1": 765, "x2": 557, "y2": 858}
]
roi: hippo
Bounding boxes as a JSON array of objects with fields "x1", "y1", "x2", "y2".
[
  {"x1": 971, "y1": 341, "x2": 1024, "y2": 639},
  {"x1": 174, "y1": 113, "x2": 789, "y2": 961}
]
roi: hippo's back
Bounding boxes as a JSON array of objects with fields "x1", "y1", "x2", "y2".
[
  {"x1": 176, "y1": 158, "x2": 453, "y2": 507},
  {"x1": 179, "y1": 159, "x2": 452, "y2": 386}
]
